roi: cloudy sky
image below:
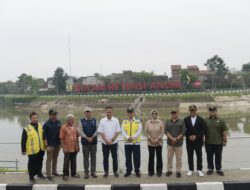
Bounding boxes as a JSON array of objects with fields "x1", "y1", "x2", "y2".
[{"x1": 0, "y1": 0, "x2": 250, "y2": 82}]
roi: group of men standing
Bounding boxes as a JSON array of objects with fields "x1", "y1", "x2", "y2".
[{"x1": 21, "y1": 104, "x2": 228, "y2": 183}]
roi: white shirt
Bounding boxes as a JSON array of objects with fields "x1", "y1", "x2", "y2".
[
  {"x1": 98, "y1": 116, "x2": 121, "y2": 144},
  {"x1": 191, "y1": 116, "x2": 197, "y2": 127}
]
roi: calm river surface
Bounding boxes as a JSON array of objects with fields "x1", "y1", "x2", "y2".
[{"x1": 0, "y1": 107, "x2": 250, "y2": 172}]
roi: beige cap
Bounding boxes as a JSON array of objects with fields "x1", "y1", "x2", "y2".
[{"x1": 84, "y1": 107, "x2": 93, "y2": 112}]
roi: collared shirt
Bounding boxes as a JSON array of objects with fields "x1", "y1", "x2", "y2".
[
  {"x1": 121, "y1": 117, "x2": 142, "y2": 145},
  {"x1": 97, "y1": 116, "x2": 121, "y2": 145},
  {"x1": 145, "y1": 119, "x2": 164, "y2": 146},
  {"x1": 59, "y1": 124, "x2": 79, "y2": 153},
  {"x1": 191, "y1": 116, "x2": 197, "y2": 127},
  {"x1": 165, "y1": 118, "x2": 186, "y2": 147},
  {"x1": 205, "y1": 116, "x2": 228, "y2": 145},
  {"x1": 43, "y1": 119, "x2": 61, "y2": 147}
]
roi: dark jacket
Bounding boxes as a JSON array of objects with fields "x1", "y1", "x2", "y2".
[
  {"x1": 43, "y1": 119, "x2": 61, "y2": 147},
  {"x1": 184, "y1": 115, "x2": 207, "y2": 143},
  {"x1": 80, "y1": 118, "x2": 97, "y2": 145}
]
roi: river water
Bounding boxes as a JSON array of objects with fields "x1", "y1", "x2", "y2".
[{"x1": 0, "y1": 107, "x2": 250, "y2": 172}]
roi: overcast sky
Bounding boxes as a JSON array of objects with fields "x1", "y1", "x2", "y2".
[{"x1": 1, "y1": 0, "x2": 250, "y2": 82}]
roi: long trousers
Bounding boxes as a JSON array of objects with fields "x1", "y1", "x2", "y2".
[
  {"x1": 28, "y1": 150, "x2": 44, "y2": 179},
  {"x1": 82, "y1": 144, "x2": 97, "y2": 175},
  {"x1": 186, "y1": 141, "x2": 203, "y2": 171},
  {"x1": 63, "y1": 152, "x2": 77, "y2": 177},
  {"x1": 125, "y1": 144, "x2": 141, "y2": 174},
  {"x1": 102, "y1": 143, "x2": 118, "y2": 173},
  {"x1": 205, "y1": 144, "x2": 223, "y2": 171},
  {"x1": 148, "y1": 145, "x2": 162, "y2": 175}
]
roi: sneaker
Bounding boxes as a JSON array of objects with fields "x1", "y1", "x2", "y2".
[
  {"x1": 187, "y1": 170, "x2": 193, "y2": 176},
  {"x1": 207, "y1": 170, "x2": 214, "y2": 175},
  {"x1": 84, "y1": 174, "x2": 89, "y2": 179},
  {"x1": 176, "y1": 172, "x2": 181, "y2": 178},
  {"x1": 148, "y1": 173, "x2": 154, "y2": 177},
  {"x1": 62, "y1": 176, "x2": 69, "y2": 181},
  {"x1": 47, "y1": 176, "x2": 54, "y2": 181},
  {"x1": 72, "y1": 174, "x2": 80, "y2": 178},
  {"x1": 124, "y1": 172, "x2": 131, "y2": 177},
  {"x1": 37, "y1": 174, "x2": 46, "y2": 180},
  {"x1": 166, "y1": 171, "x2": 172, "y2": 177},
  {"x1": 157, "y1": 173, "x2": 162, "y2": 177},
  {"x1": 197, "y1": 170, "x2": 204, "y2": 177},
  {"x1": 114, "y1": 172, "x2": 119, "y2": 177},
  {"x1": 135, "y1": 172, "x2": 141, "y2": 177},
  {"x1": 216, "y1": 170, "x2": 224, "y2": 176},
  {"x1": 91, "y1": 173, "x2": 98, "y2": 178},
  {"x1": 103, "y1": 172, "x2": 108, "y2": 178}
]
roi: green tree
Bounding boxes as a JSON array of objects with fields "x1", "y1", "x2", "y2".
[
  {"x1": 242, "y1": 62, "x2": 250, "y2": 72},
  {"x1": 204, "y1": 55, "x2": 229, "y2": 76},
  {"x1": 16, "y1": 73, "x2": 33, "y2": 93},
  {"x1": 133, "y1": 71, "x2": 154, "y2": 83},
  {"x1": 52, "y1": 67, "x2": 68, "y2": 93}
]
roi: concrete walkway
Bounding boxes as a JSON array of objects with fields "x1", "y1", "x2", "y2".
[{"x1": 0, "y1": 169, "x2": 249, "y2": 185}]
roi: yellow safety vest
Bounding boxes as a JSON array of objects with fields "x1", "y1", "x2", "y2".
[
  {"x1": 122, "y1": 119, "x2": 141, "y2": 144},
  {"x1": 24, "y1": 123, "x2": 45, "y2": 155}
]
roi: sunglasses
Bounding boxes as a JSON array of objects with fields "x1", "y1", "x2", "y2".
[{"x1": 171, "y1": 111, "x2": 177, "y2": 114}]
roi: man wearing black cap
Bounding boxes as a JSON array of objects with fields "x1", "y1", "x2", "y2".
[
  {"x1": 205, "y1": 106, "x2": 228, "y2": 176},
  {"x1": 121, "y1": 107, "x2": 142, "y2": 177},
  {"x1": 43, "y1": 109, "x2": 62, "y2": 181},
  {"x1": 184, "y1": 105, "x2": 206, "y2": 177}
]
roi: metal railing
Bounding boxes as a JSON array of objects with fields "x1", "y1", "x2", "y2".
[
  {"x1": 0, "y1": 136, "x2": 250, "y2": 172},
  {"x1": 0, "y1": 159, "x2": 19, "y2": 171}
]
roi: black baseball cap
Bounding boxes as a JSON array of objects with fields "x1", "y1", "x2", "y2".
[
  {"x1": 208, "y1": 106, "x2": 217, "y2": 111},
  {"x1": 49, "y1": 109, "x2": 58, "y2": 115},
  {"x1": 127, "y1": 107, "x2": 134, "y2": 113}
]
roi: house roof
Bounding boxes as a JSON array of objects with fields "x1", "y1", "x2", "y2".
[
  {"x1": 187, "y1": 65, "x2": 199, "y2": 70},
  {"x1": 199, "y1": 70, "x2": 215, "y2": 75}
]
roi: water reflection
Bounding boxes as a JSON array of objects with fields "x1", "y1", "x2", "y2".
[{"x1": 0, "y1": 107, "x2": 250, "y2": 136}]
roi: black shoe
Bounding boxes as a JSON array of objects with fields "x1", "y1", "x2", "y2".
[
  {"x1": 157, "y1": 173, "x2": 162, "y2": 177},
  {"x1": 148, "y1": 173, "x2": 154, "y2": 177},
  {"x1": 72, "y1": 174, "x2": 80, "y2": 178},
  {"x1": 207, "y1": 170, "x2": 214, "y2": 175},
  {"x1": 52, "y1": 173, "x2": 62, "y2": 176},
  {"x1": 216, "y1": 171, "x2": 224, "y2": 176},
  {"x1": 91, "y1": 173, "x2": 98, "y2": 178},
  {"x1": 114, "y1": 172, "x2": 119, "y2": 177},
  {"x1": 29, "y1": 178, "x2": 36, "y2": 183},
  {"x1": 135, "y1": 172, "x2": 141, "y2": 177},
  {"x1": 103, "y1": 172, "x2": 109, "y2": 178},
  {"x1": 47, "y1": 176, "x2": 53, "y2": 181},
  {"x1": 37, "y1": 174, "x2": 46, "y2": 179},
  {"x1": 176, "y1": 172, "x2": 181, "y2": 178},
  {"x1": 124, "y1": 172, "x2": 131, "y2": 177},
  {"x1": 84, "y1": 174, "x2": 89, "y2": 179},
  {"x1": 166, "y1": 171, "x2": 172, "y2": 177}
]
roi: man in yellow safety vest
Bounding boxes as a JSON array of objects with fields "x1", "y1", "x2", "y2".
[
  {"x1": 21, "y1": 111, "x2": 45, "y2": 183},
  {"x1": 121, "y1": 107, "x2": 142, "y2": 178}
]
